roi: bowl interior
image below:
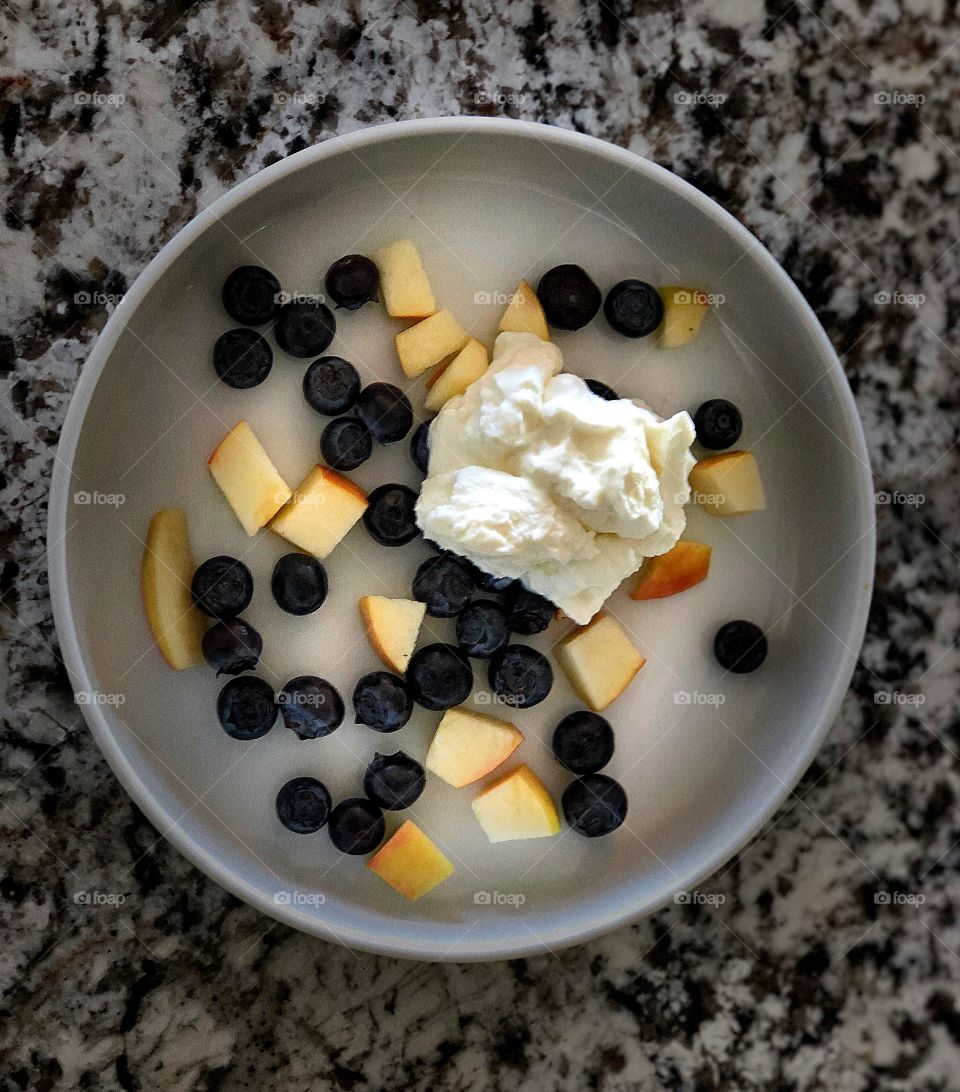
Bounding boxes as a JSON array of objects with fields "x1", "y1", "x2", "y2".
[{"x1": 55, "y1": 122, "x2": 873, "y2": 959}]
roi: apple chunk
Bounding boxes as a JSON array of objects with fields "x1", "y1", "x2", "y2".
[
  {"x1": 658, "y1": 286, "x2": 708, "y2": 348},
  {"x1": 367, "y1": 820, "x2": 454, "y2": 900},
  {"x1": 426, "y1": 707, "x2": 524, "y2": 788},
  {"x1": 630, "y1": 540, "x2": 712, "y2": 600},
  {"x1": 269, "y1": 465, "x2": 367, "y2": 559},
  {"x1": 373, "y1": 239, "x2": 437, "y2": 319},
  {"x1": 498, "y1": 279, "x2": 549, "y2": 340},
  {"x1": 689, "y1": 451, "x2": 765, "y2": 516},
  {"x1": 424, "y1": 339, "x2": 489, "y2": 412},
  {"x1": 557, "y1": 614, "x2": 646, "y2": 711},
  {"x1": 359, "y1": 596, "x2": 426, "y2": 673},
  {"x1": 395, "y1": 310, "x2": 470, "y2": 378},
  {"x1": 471, "y1": 765, "x2": 560, "y2": 844},
  {"x1": 208, "y1": 421, "x2": 292, "y2": 536},
  {"x1": 141, "y1": 509, "x2": 206, "y2": 669}
]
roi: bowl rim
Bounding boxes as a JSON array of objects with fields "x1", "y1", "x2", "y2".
[{"x1": 47, "y1": 116, "x2": 875, "y2": 961}]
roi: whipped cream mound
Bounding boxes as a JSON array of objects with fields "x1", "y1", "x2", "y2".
[{"x1": 416, "y1": 332, "x2": 696, "y2": 624}]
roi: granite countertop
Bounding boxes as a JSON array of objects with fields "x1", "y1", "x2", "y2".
[{"x1": 2, "y1": 1, "x2": 959, "y2": 1089}]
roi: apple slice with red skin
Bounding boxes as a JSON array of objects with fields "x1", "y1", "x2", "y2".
[{"x1": 630, "y1": 541, "x2": 712, "y2": 600}]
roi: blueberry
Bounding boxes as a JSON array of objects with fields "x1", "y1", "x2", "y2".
[
  {"x1": 353, "y1": 671, "x2": 413, "y2": 732},
  {"x1": 363, "y1": 484, "x2": 420, "y2": 546},
  {"x1": 271, "y1": 553, "x2": 327, "y2": 615},
  {"x1": 355, "y1": 382, "x2": 413, "y2": 444},
  {"x1": 488, "y1": 645, "x2": 553, "y2": 708},
  {"x1": 406, "y1": 643, "x2": 473, "y2": 711},
  {"x1": 191, "y1": 555, "x2": 253, "y2": 618},
  {"x1": 505, "y1": 585, "x2": 555, "y2": 636},
  {"x1": 585, "y1": 378, "x2": 619, "y2": 401},
  {"x1": 202, "y1": 618, "x2": 262, "y2": 675},
  {"x1": 693, "y1": 399, "x2": 743, "y2": 450},
  {"x1": 536, "y1": 264, "x2": 602, "y2": 330},
  {"x1": 603, "y1": 279, "x2": 664, "y2": 338},
  {"x1": 321, "y1": 417, "x2": 372, "y2": 471},
  {"x1": 213, "y1": 329, "x2": 273, "y2": 389},
  {"x1": 714, "y1": 620, "x2": 767, "y2": 673},
  {"x1": 562, "y1": 774, "x2": 628, "y2": 837},
  {"x1": 410, "y1": 421, "x2": 430, "y2": 474},
  {"x1": 303, "y1": 356, "x2": 360, "y2": 415},
  {"x1": 412, "y1": 554, "x2": 473, "y2": 617},
  {"x1": 221, "y1": 265, "x2": 281, "y2": 326},
  {"x1": 363, "y1": 751, "x2": 426, "y2": 810},
  {"x1": 274, "y1": 299, "x2": 336, "y2": 357},
  {"x1": 217, "y1": 676, "x2": 276, "y2": 739},
  {"x1": 456, "y1": 600, "x2": 510, "y2": 658},
  {"x1": 475, "y1": 570, "x2": 516, "y2": 593},
  {"x1": 552, "y1": 711, "x2": 615, "y2": 774},
  {"x1": 278, "y1": 675, "x2": 344, "y2": 739},
  {"x1": 325, "y1": 254, "x2": 380, "y2": 310},
  {"x1": 328, "y1": 798, "x2": 385, "y2": 855},
  {"x1": 276, "y1": 776, "x2": 332, "y2": 833}
]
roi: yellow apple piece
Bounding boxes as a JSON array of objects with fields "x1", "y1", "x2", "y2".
[
  {"x1": 208, "y1": 421, "x2": 292, "y2": 536},
  {"x1": 658, "y1": 286, "x2": 708, "y2": 348},
  {"x1": 498, "y1": 279, "x2": 549, "y2": 340},
  {"x1": 141, "y1": 509, "x2": 206, "y2": 670},
  {"x1": 557, "y1": 614, "x2": 646, "y2": 711},
  {"x1": 423, "y1": 339, "x2": 489, "y2": 412},
  {"x1": 269, "y1": 465, "x2": 367, "y2": 559},
  {"x1": 471, "y1": 764, "x2": 560, "y2": 844},
  {"x1": 630, "y1": 541, "x2": 712, "y2": 600},
  {"x1": 689, "y1": 451, "x2": 765, "y2": 516},
  {"x1": 359, "y1": 595, "x2": 426, "y2": 673},
  {"x1": 395, "y1": 310, "x2": 470, "y2": 378},
  {"x1": 373, "y1": 239, "x2": 437, "y2": 319},
  {"x1": 426, "y1": 707, "x2": 524, "y2": 788},
  {"x1": 367, "y1": 820, "x2": 454, "y2": 900}
]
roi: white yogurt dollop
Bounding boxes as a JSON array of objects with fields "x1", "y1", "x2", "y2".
[{"x1": 416, "y1": 332, "x2": 695, "y2": 624}]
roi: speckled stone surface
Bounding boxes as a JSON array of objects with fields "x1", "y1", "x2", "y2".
[{"x1": 2, "y1": 1, "x2": 959, "y2": 1089}]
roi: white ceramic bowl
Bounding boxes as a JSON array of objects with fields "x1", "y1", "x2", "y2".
[{"x1": 48, "y1": 118, "x2": 874, "y2": 960}]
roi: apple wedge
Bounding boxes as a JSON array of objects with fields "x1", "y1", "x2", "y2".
[
  {"x1": 270, "y1": 465, "x2": 367, "y2": 559},
  {"x1": 208, "y1": 421, "x2": 292, "y2": 536},
  {"x1": 141, "y1": 508, "x2": 206, "y2": 669},
  {"x1": 658, "y1": 286, "x2": 708, "y2": 348},
  {"x1": 426, "y1": 707, "x2": 524, "y2": 788},
  {"x1": 557, "y1": 614, "x2": 646, "y2": 711},
  {"x1": 395, "y1": 310, "x2": 470, "y2": 378},
  {"x1": 630, "y1": 541, "x2": 712, "y2": 600},
  {"x1": 471, "y1": 764, "x2": 560, "y2": 844},
  {"x1": 373, "y1": 239, "x2": 437, "y2": 319},
  {"x1": 359, "y1": 595, "x2": 426, "y2": 673},
  {"x1": 367, "y1": 820, "x2": 454, "y2": 900},
  {"x1": 498, "y1": 279, "x2": 549, "y2": 341},
  {"x1": 424, "y1": 339, "x2": 489, "y2": 412},
  {"x1": 689, "y1": 451, "x2": 765, "y2": 516}
]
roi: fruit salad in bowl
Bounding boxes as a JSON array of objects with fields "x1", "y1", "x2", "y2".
[
  {"x1": 141, "y1": 237, "x2": 770, "y2": 901},
  {"x1": 49, "y1": 119, "x2": 873, "y2": 959}
]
